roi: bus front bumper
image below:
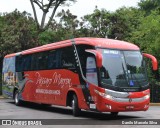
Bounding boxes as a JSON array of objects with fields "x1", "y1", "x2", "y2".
[{"x1": 95, "y1": 97, "x2": 150, "y2": 112}]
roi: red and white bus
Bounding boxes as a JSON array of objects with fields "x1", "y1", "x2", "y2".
[{"x1": 2, "y1": 38, "x2": 158, "y2": 116}]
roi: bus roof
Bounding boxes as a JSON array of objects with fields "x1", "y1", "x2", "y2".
[{"x1": 4, "y1": 37, "x2": 139, "y2": 58}]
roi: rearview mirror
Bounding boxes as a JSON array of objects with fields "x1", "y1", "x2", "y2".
[
  {"x1": 85, "y1": 49, "x2": 102, "y2": 68},
  {"x1": 142, "y1": 53, "x2": 158, "y2": 71}
]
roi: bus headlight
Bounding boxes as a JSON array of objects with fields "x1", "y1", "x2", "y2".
[
  {"x1": 105, "y1": 94, "x2": 113, "y2": 100},
  {"x1": 94, "y1": 90, "x2": 113, "y2": 100},
  {"x1": 143, "y1": 94, "x2": 150, "y2": 100}
]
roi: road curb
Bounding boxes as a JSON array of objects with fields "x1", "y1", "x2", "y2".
[
  {"x1": 0, "y1": 96, "x2": 4, "y2": 99},
  {"x1": 150, "y1": 103, "x2": 160, "y2": 106}
]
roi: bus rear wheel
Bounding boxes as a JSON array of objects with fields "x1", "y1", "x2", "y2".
[
  {"x1": 14, "y1": 90, "x2": 22, "y2": 106},
  {"x1": 72, "y1": 94, "x2": 81, "y2": 117}
]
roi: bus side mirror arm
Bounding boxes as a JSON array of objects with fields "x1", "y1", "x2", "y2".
[
  {"x1": 142, "y1": 53, "x2": 158, "y2": 71},
  {"x1": 85, "y1": 49, "x2": 102, "y2": 68}
]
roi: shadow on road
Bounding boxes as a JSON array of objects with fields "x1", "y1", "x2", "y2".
[{"x1": 8, "y1": 101, "x2": 141, "y2": 120}]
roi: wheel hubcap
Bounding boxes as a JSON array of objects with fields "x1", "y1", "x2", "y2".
[
  {"x1": 15, "y1": 93, "x2": 18, "y2": 104},
  {"x1": 72, "y1": 99, "x2": 75, "y2": 109}
]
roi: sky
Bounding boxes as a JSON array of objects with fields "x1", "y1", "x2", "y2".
[{"x1": 0, "y1": 0, "x2": 141, "y2": 22}]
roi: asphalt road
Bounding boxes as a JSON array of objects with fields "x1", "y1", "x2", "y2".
[{"x1": 0, "y1": 99, "x2": 160, "y2": 128}]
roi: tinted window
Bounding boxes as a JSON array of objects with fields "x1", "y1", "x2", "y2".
[
  {"x1": 32, "y1": 52, "x2": 48, "y2": 70},
  {"x1": 77, "y1": 45, "x2": 94, "y2": 68},
  {"x1": 48, "y1": 50, "x2": 59, "y2": 69},
  {"x1": 16, "y1": 55, "x2": 31, "y2": 72},
  {"x1": 23, "y1": 55, "x2": 32, "y2": 71},
  {"x1": 15, "y1": 45, "x2": 94, "y2": 72},
  {"x1": 16, "y1": 56, "x2": 23, "y2": 72},
  {"x1": 60, "y1": 47, "x2": 75, "y2": 69}
]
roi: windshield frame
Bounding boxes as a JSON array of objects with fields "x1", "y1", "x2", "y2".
[{"x1": 97, "y1": 47, "x2": 149, "y2": 92}]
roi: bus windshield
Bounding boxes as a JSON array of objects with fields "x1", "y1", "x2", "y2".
[{"x1": 99, "y1": 49, "x2": 148, "y2": 89}]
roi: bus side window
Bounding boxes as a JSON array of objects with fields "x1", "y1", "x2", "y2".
[
  {"x1": 60, "y1": 47, "x2": 76, "y2": 69},
  {"x1": 48, "y1": 50, "x2": 58, "y2": 69},
  {"x1": 16, "y1": 55, "x2": 31, "y2": 72},
  {"x1": 23, "y1": 55, "x2": 32, "y2": 71},
  {"x1": 39, "y1": 52, "x2": 48, "y2": 70},
  {"x1": 16, "y1": 56, "x2": 23, "y2": 72},
  {"x1": 31, "y1": 54, "x2": 38, "y2": 70},
  {"x1": 76, "y1": 45, "x2": 94, "y2": 77},
  {"x1": 32, "y1": 52, "x2": 48, "y2": 70}
]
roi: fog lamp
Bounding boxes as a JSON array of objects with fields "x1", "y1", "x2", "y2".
[{"x1": 105, "y1": 104, "x2": 112, "y2": 110}]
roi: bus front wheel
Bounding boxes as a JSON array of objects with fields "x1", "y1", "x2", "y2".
[
  {"x1": 110, "y1": 112, "x2": 118, "y2": 117},
  {"x1": 72, "y1": 94, "x2": 81, "y2": 117}
]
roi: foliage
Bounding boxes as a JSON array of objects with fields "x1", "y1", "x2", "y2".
[
  {"x1": 0, "y1": 10, "x2": 38, "y2": 55},
  {"x1": 138, "y1": 0, "x2": 160, "y2": 15},
  {"x1": 0, "y1": 10, "x2": 39, "y2": 74},
  {"x1": 131, "y1": 10, "x2": 160, "y2": 54},
  {"x1": 108, "y1": 7, "x2": 144, "y2": 41},
  {"x1": 38, "y1": 9, "x2": 81, "y2": 44},
  {"x1": 131, "y1": 10, "x2": 160, "y2": 81},
  {"x1": 81, "y1": 7, "x2": 111, "y2": 38},
  {"x1": 79, "y1": 7, "x2": 144, "y2": 41},
  {"x1": 30, "y1": 0, "x2": 77, "y2": 32}
]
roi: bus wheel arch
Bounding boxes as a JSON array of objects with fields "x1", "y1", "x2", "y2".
[
  {"x1": 66, "y1": 91, "x2": 77, "y2": 107},
  {"x1": 66, "y1": 91, "x2": 81, "y2": 116}
]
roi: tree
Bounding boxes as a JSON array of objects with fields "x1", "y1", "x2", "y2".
[
  {"x1": 131, "y1": 10, "x2": 160, "y2": 81},
  {"x1": 30, "y1": 0, "x2": 76, "y2": 32},
  {"x1": 131, "y1": 10, "x2": 160, "y2": 56},
  {"x1": 80, "y1": 7, "x2": 143, "y2": 40},
  {"x1": 56, "y1": 9, "x2": 80, "y2": 38},
  {"x1": 38, "y1": 9, "x2": 79, "y2": 44},
  {"x1": 0, "y1": 10, "x2": 38, "y2": 52},
  {"x1": 108, "y1": 7, "x2": 144, "y2": 41},
  {"x1": 0, "y1": 10, "x2": 39, "y2": 94},
  {"x1": 138, "y1": 0, "x2": 160, "y2": 15},
  {"x1": 0, "y1": 10, "x2": 38, "y2": 71},
  {"x1": 81, "y1": 7, "x2": 111, "y2": 38}
]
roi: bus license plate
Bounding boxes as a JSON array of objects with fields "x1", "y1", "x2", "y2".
[{"x1": 126, "y1": 105, "x2": 134, "y2": 110}]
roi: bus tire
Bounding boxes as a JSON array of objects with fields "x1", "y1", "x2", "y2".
[
  {"x1": 14, "y1": 90, "x2": 22, "y2": 106},
  {"x1": 72, "y1": 94, "x2": 81, "y2": 117},
  {"x1": 110, "y1": 112, "x2": 118, "y2": 117}
]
